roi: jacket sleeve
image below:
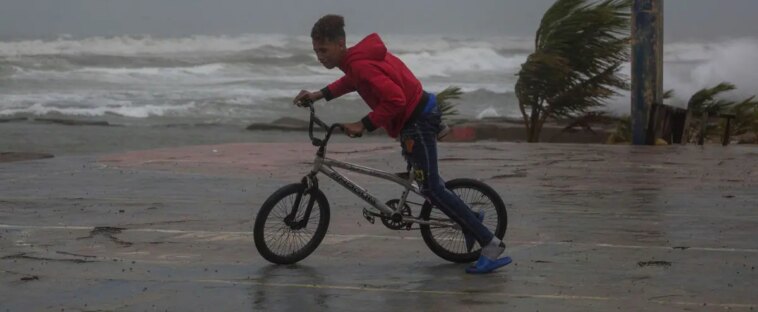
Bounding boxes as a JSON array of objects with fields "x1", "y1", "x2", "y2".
[
  {"x1": 356, "y1": 66, "x2": 406, "y2": 132},
  {"x1": 321, "y1": 76, "x2": 355, "y2": 101}
]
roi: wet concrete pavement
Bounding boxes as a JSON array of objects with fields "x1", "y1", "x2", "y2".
[{"x1": 1, "y1": 142, "x2": 757, "y2": 311}]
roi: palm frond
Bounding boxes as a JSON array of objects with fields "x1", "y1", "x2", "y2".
[
  {"x1": 663, "y1": 89, "x2": 675, "y2": 100},
  {"x1": 436, "y1": 86, "x2": 462, "y2": 120},
  {"x1": 687, "y1": 82, "x2": 736, "y2": 113},
  {"x1": 607, "y1": 115, "x2": 632, "y2": 144},
  {"x1": 724, "y1": 95, "x2": 758, "y2": 137}
]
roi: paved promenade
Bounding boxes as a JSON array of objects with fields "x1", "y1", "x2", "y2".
[{"x1": 1, "y1": 142, "x2": 757, "y2": 311}]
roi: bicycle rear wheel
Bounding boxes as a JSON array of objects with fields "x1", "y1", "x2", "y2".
[
  {"x1": 419, "y1": 178, "x2": 507, "y2": 263},
  {"x1": 254, "y1": 183, "x2": 330, "y2": 264}
]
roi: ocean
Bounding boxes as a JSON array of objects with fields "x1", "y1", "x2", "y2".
[{"x1": 1, "y1": 33, "x2": 757, "y2": 127}]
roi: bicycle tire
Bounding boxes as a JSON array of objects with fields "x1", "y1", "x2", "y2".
[
  {"x1": 254, "y1": 183, "x2": 330, "y2": 264},
  {"x1": 419, "y1": 178, "x2": 507, "y2": 263}
]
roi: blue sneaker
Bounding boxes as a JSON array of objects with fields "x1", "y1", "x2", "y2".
[
  {"x1": 463, "y1": 211, "x2": 485, "y2": 252},
  {"x1": 465, "y1": 255, "x2": 513, "y2": 274}
]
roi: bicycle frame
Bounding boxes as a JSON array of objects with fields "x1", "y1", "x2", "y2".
[
  {"x1": 312, "y1": 155, "x2": 416, "y2": 214},
  {"x1": 306, "y1": 152, "x2": 455, "y2": 228},
  {"x1": 292, "y1": 99, "x2": 455, "y2": 228}
]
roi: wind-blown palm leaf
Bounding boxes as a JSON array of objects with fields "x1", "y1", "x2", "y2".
[
  {"x1": 724, "y1": 95, "x2": 758, "y2": 138},
  {"x1": 663, "y1": 89, "x2": 675, "y2": 100},
  {"x1": 435, "y1": 86, "x2": 461, "y2": 120},
  {"x1": 687, "y1": 82, "x2": 736, "y2": 114},
  {"x1": 606, "y1": 115, "x2": 632, "y2": 143}
]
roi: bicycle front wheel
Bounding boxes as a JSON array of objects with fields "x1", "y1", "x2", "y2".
[
  {"x1": 419, "y1": 178, "x2": 507, "y2": 263},
  {"x1": 254, "y1": 183, "x2": 330, "y2": 264}
]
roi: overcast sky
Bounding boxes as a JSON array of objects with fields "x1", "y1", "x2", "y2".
[{"x1": 1, "y1": 0, "x2": 757, "y2": 41}]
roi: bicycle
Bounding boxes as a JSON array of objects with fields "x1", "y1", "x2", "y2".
[{"x1": 253, "y1": 100, "x2": 507, "y2": 265}]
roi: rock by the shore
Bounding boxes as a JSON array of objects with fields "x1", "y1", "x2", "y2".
[
  {"x1": 0, "y1": 152, "x2": 54, "y2": 163},
  {"x1": 33, "y1": 118, "x2": 111, "y2": 126},
  {"x1": 0, "y1": 117, "x2": 29, "y2": 123},
  {"x1": 246, "y1": 117, "x2": 309, "y2": 131}
]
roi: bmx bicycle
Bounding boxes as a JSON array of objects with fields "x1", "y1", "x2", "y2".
[{"x1": 253, "y1": 100, "x2": 507, "y2": 265}]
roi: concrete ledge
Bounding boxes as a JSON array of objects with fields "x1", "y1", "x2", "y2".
[
  {"x1": 442, "y1": 122, "x2": 611, "y2": 143},
  {"x1": 0, "y1": 152, "x2": 54, "y2": 163},
  {"x1": 247, "y1": 118, "x2": 612, "y2": 143}
]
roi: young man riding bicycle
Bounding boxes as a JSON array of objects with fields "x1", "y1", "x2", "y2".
[{"x1": 293, "y1": 14, "x2": 511, "y2": 274}]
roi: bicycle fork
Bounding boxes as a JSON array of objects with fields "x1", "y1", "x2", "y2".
[{"x1": 284, "y1": 175, "x2": 318, "y2": 230}]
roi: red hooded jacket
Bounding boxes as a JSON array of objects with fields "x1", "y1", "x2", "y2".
[{"x1": 320, "y1": 33, "x2": 424, "y2": 138}]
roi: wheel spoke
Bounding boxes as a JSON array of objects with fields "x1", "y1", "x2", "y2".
[
  {"x1": 261, "y1": 191, "x2": 323, "y2": 259},
  {"x1": 423, "y1": 184, "x2": 505, "y2": 260}
]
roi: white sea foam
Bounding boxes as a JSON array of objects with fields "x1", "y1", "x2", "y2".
[
  {"x1": 0, "y1": 101, "x2": 197, "y2": 118},
  {"x1": 399, "y1": 47, "x2": 527, "y2": 78},
  {"x1": 585, "y1": 38, "x2": 758, "y2": 115},
  {"x1": 379, "y1": 34, "x2": 533, "y2": 54},
  {"x1": 1, "y1": 33, "x2": 757, "y2": 121},
  {"x1": 671, "y1": 38, "x2": 758, "y2": 99},
  {"x1": 75, "y1": 63, "x2": 227, "y2": 76},
  {"x1": 476, "y1": 107, "x2": 502, "y2": 119},
  {"x1": 0, "y1": 34, "x2": 290, "y2": 57}
]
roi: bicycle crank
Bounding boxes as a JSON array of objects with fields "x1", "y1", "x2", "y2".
[{"x1": 380, "y1": 199, "x2": 413, "y2": 230}]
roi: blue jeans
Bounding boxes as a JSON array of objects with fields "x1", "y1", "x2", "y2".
[{"x1": 400, "y1": 94, "x2": 494, "y2": 246}]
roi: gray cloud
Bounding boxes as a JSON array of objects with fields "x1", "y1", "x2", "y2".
[{"x1": 1, "y1": 0, "x2": 756, "y2": 41}]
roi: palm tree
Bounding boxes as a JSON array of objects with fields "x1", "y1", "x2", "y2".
[
  {"x1": 683, "y1": 83, "x2": 735, "y2": 143},
  {"x1": 516, "y1": 0, "x2": 632, "y2": 142},
  {"x1": 683, "y1": 82, "x2": 758, "y2": 143}
]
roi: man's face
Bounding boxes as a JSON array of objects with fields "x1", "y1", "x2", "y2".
[{"x1": 312, "y1": 38, "x2": 345, "y2": 69}]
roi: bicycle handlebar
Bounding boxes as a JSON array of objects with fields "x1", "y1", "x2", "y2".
[{"x1": 299, "y1": 98, "x2": 360, "y2": 148}]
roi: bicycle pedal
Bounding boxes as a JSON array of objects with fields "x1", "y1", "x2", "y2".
[{"x1": 362, "y1": 208, "x2": 376, "y2": 224}]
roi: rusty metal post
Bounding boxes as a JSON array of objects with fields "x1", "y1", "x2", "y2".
[{"x1": 631, "y1": 0, "x2": 664, "y2": 145}]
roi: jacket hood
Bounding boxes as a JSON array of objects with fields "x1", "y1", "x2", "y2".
[{"x1": 340, "y1": 33, "x2": 387, "y2": 70}]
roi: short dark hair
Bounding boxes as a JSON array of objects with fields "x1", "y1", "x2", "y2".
[{"x1": 311, "y1": 14, "x2": 345, "y2": 42}]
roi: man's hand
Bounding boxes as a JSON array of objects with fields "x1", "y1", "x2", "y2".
[
  {"x1": 293, "y1": 90, "x2": 323, "y2": 107},
  {"x1": 342, "y1": 121, "x2": 365, "y2": 138}
]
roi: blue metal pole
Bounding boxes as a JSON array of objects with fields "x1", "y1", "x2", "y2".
[{"x1": 631, "y1": 0, "x2": 664, "y2": 145}]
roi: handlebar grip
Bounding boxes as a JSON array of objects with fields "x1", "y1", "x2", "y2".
[
  {"x1": 331, "y1": 123, "x2": 344, "y2": 133},
  {"x1": 297, "y1": 98, "x2": 314, "y2": 107},
  {"x1": 336, "y1": 124, "x2": 362, "y2": 138}
]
